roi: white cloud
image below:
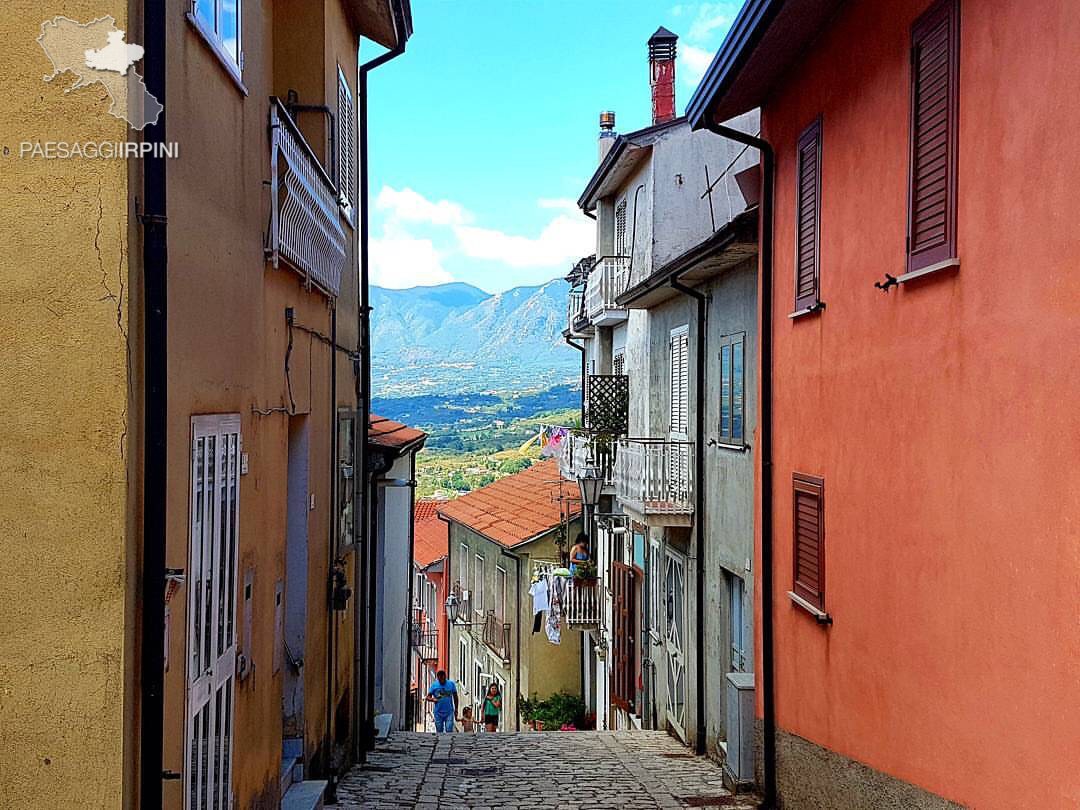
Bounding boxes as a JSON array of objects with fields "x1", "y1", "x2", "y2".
[
  {"x1": 687, "y1": 3, "x2": 734, "y2": 43},
  {"x1": 454, "y1": 212, "x2": 593, "y2": 268},
  {"x1": 375, "y1": 186, "x2": 472, "y2": 226},
  {"x1": 680, "y1": 43, "x2": 715, "y2": 87},
  {"x1": 370, "y1": 223, "x2": 454, "y2": 289},
  {"x1": 537, "y1": 197, "x2": 579, "y2": 212}
]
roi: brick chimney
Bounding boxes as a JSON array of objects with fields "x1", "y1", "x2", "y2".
[{"x1": 648, "y1": 27, "x2": 678, "y2": 125}]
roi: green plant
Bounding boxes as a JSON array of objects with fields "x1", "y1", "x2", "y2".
[
  {"x1": 519, "y1": 692, "x2": 587, "y2": 730},
  {"x1": 574, "y1": 558, "x2": 597, "y2": 580}
]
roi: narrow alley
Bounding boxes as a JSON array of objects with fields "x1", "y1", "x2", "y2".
[{"x1": 337, "y1": 732, "x2": 758, "y2": 810}]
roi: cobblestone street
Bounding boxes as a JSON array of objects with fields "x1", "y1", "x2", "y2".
[{"x1": 337, "y1": 731, "x2": 759, "y2": 809}]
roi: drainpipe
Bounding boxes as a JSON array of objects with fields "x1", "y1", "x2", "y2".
[
  {"x1": 565, "y1": 337, "x2": 586, "y2": 426},
  {"x1": 324, "y1": 304, "x2": 338, "y2": 799},
  {"x1": 356, "y1": 0, "x2": 408, "y2": 764},
  {"x1": 139, "y1": 0, "x2": 167, "y2": 806},
  {"x1": 669, "y1": 278, "x2": 707, "y2": 756},
  {"x1": 702, "y1": 122, "x2": 775, "y2": 807}
]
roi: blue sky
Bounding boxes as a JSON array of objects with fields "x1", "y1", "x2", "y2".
[{"x1": 365, "y1": 1, "x2": 740, "y2": 293}]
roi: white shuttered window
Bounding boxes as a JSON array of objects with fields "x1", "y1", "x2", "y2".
[{"x1": 670, "y1": 326, "x2": 689, "y2": 436}]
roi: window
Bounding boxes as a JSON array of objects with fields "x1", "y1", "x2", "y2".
[
  {"x1": 337, "y1": 412, "x2": 355, "y2": 547},
  {"x1": 458, "y1": 637, "x2": 469, "y2": 690},
  {"x1": 613, "y1": 351, "x2": 626, "y2": 377},
  {"x1": 718, "y1": 334, "x2": 745, "y2": 445},
  {"x1": 473, "y1": 554, "x2": 485, "y2": 616},
  {"x1": 190, "y1": 0, "x2": 242, "y2": 73},
  {"x1": 458, "y1": 543, "x2": 469, "y2": 591},
  {"x1": 495, "y1": 566, "x2": 507, "y2": 621},
  {"x1": 907, "y1": 0, "x2": 960, "y2": 274},
  {"x1": 337, "y1": 66, "x2": 357, "y2": 220},
  {"x1": 669, "y1": 326, "x2": 689, "y2": 436},
  {"x1": 794, "y1": 117, "x2": 822, "y2": 311},
  {"x1": 615, "y1": 199, "x2": 628, "y2": 256},
  {"x1": 792, "y1": 474, "x2": 825, "y2": 612},
  {"x1": 726, "y1": 571, "x2": 746, "y2": 672}
]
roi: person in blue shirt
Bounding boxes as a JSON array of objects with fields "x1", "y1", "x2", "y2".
[{"x1": 425, "y1": 670, "x2": 459, "y2": 733}]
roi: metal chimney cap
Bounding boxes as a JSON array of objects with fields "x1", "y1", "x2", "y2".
[
  {"x1": 599, "y1": 111, "x2": 616, "y2": 130},
  {"x1": 648, "y1": 26, "x2": 678, "y2": 60}
]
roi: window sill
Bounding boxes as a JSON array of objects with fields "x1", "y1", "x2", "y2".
[
  {"x1": 711, "y1": 440, "x2": 749, "y2": 453},
  {"x1": 788, "y1": 301, "x2": 826, "y2": 320},
  {"x1": 898, "y1": 257, "x2": 960, "y2": 284},
  {"x1": 186, "y1": 12, "x2": 248, "y2": 96},
  {"x1": 787, "y1": 591, "x2": 832, "y2": 625}
]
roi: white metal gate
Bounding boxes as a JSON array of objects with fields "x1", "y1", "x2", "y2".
[
  {"x1": 664, "y1": 548, "x2": 687, "y2": 741},
  {"x1": 186, "y1": 415, "x2": 241, "y2": 810}
]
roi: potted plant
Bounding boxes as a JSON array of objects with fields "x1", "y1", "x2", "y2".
[{"x1": 573, "y1": 558, "x2": 598, "y2": 582}]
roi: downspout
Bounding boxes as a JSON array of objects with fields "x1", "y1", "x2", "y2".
[
  {"x1": 325, "y1": 304, "x2": 338, "y2": 798},
  {"x1": 702, "y1": 122, "x2": 775, "y2": 807},
  {"x1": 565, "y1": 337, "x2": 586, "y2": 426},
  {"x1": 670, "y1": 278, "x2": 707, "y2": 756},
  {"x1": 356, "y1": 0, "x2": 408, "y2": 764},
  {"x1": 139, "y1": 0, "x2": 167, "y2": 806}
]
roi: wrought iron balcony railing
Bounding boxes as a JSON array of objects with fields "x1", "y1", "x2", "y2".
[
  {"x1": 411, "y1": 620, "x2": 439, "y2": 662},
  {"x1": 482, "y1": 612, "x2": 512, "y2": 663},
  {"x1": 268, "y1": 98, "x2": 347, "y2": 297},
  {"x1": 585, "y1": 256, "x2": 630, "y2": 325},
  {"x1": 566, "y1": 287, "x2": 590, "y2": 335},
  {"x1": 615, "y1": 438, "x2": 695, "y2": 515}
]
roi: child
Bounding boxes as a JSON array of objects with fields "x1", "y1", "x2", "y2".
[{"x1": 459, "y1": 706, "x2": 476, "y2": 733}]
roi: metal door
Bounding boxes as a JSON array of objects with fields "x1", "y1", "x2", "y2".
[
  {"x1": 664, "y1": 548, "x2": 687, "y2": 741},
  {"x1": 186, "y1": 415, "x2": 241, "y2": 810}
]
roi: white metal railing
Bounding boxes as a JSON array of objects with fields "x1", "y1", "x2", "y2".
[
  {"x1": 615, "y1": 438, "x2": 694, "y2": 514},
  {"x1": 565, "y1": 579, "x2": 601, "y2": 626},
  {"x1": 543, "y1": 426, "x2": 616, "y2": 486},
  {"x1": 567, "y1": 288, "x2": 586, "y2": 332},
  {"x1": 585, "y1": 256, "x2": 630, "y2": 318},
  {"x1": 269, "y1": 98, "x2": 347, "y2": 297}
]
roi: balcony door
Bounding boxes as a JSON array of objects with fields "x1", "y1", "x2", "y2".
[
  {"x1": 664, "y1": 547, "x2": 687, "y2": 742},
  {"x1": 186, "y1": 415, "x2": 241, "y2": 810}
]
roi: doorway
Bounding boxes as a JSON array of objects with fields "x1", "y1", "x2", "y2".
[
  {"x1": 664, "y1": 547, "x2": 687, "y2": 742},
  {"x1": 283, "y1": 416, "x2": 309, "y2": 741}
]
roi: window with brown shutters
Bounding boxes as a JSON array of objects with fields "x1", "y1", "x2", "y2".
[
  {"x1": 908, "y1": 0, "x2": 959, "y2": 273},
  {"x1": 794, "y1": 117, "x2": 822, "y2": 311},
  {"x1": 611, "y1": 561, "x2": 636, "y2": 712},
  {"x1": 792, "y1": 474, "x2": 825, "y2": 611}
]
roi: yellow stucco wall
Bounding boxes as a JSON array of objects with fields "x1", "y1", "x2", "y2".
[{"x1": 0, "y1": 3, "x2": 135, "y2": 808}]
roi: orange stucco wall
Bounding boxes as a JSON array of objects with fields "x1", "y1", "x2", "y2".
[
  {"x1": 161, "y1": 1, "x2": 361, "y2": 806},
  {"x1": 757, "y1": 0, "x2": 1080, "y2": 806}
]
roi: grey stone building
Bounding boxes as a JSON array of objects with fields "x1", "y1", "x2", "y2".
[{"x1": 553, "y1": 26, "x2": 760, "y2": 770}]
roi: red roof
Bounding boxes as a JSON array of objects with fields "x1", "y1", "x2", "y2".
[
  {"x1": 369, "y1": 414, "x2": 426, "y2": 454},
  {"x1": 414, "y1": 499, "x2": 449, "y2": 567},
  {"x1": 436, "y1": 459, "x2": 581, "y2": 548}
]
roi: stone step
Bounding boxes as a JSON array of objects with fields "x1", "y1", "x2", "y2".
[
  {"x1": 281, "y1": 779, "x2": 327, "y2": 810},
  {"x1": 279, "y1": 756, "x2": 302, "y2": 797}
]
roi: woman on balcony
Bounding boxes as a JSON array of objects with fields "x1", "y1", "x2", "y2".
[{"x1": 569, "y1": 533, "x2": 591, "y2": 575}]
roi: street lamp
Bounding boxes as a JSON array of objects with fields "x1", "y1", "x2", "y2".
[
  {"x1": 577, "y1": 464, "x2": 604, "y2": 508},
  {"x1": 445, "y1": 592, "x2": 461, "y2": 624}
]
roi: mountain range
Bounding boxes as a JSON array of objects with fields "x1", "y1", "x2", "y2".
[{"x1": 371, "y1": 279, "x2": 579, "y2": 396}]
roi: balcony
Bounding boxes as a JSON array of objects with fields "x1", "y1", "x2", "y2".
[
  {"x1": 615, "y1": 438, "x2": 695, "y2": 519},
  {"x1": 448, "y1": 585, "x2": 472, "y2": 625},
  {"x1": 564, "y1": 579, "x2": 601, "y2": 628},
  {"x1": 411, "y1": 619, "x2": 439, "y2": 662},
  {"x1": 545, "y1": 426, "x2": 617, "y2": 490},
  {"x1": 482, "y1": 611, "x2": 512, "y2": 663},
  {"x1": 268, "y1": 98, "x2": 347, "y2": 297},
  {"x1": 566, "y1": 287, "x2": 592, "y2": 337},
  {"x1": 585, "y1": 256, "x2": 630, "y2": 326},
  {"x1": 585, "y1": 374, "x2": 629, "y2": 435}
]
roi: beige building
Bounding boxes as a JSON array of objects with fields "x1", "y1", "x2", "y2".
[
  {"x1": 0, "y1": 0, "x2": 412, "y2": 808},
  {"x1": 439, "y1": 460, "x2": 585, "y2": 731}
]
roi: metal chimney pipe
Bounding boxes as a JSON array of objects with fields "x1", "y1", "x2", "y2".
[{"x1": 598, "y1": 110, "x2": 617, "y2": 163}]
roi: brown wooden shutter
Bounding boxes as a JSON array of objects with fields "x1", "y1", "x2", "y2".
[
  {"x1": 908, "y1": 0, "x2": 959, "y2": 273},
  {"x1": 794, "y1": 117, "x2": 822, "y2": 310},
  {"x1": 611, "y1": 562, "x2": 636, "y2": 712},
  {"x1": 792, "y1": 474, "x2": 825, "y2": 610}
]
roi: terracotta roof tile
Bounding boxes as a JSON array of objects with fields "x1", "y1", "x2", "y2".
[
  {"x1": 369, "y1": 414, "x2": 427, "y2": 453},
  {"x1": 436, "y1": 459, "x2": 581, "y2": 548}
]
